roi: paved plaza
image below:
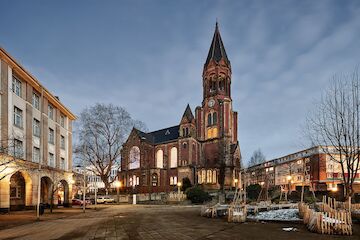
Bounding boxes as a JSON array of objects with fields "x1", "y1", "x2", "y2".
[{"x1": 0, "y1": 205, "x2": 359, "y2": 240}]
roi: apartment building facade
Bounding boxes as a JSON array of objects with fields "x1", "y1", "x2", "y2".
[
  {"x1": 0, "y1": 48, "x2": 76, "y2": 211},
  {"x1": 243, "y1": 146, "x2": 360, "y2": 194}
]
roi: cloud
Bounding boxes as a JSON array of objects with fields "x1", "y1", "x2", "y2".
[{"x1": 1, "y1": 0, "x2": 360, "y2": 164}]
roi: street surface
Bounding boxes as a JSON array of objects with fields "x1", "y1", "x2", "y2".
[{"x1": 0, "y1": 205, "x2": 359, "y2": 240}]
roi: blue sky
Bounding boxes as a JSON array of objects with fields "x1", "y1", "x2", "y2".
[{"x1": 1, "y1": 0, "x2": 360, "y2": 164}]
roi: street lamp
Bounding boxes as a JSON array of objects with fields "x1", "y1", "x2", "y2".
[
  {"x1": 114, "y1": 180, "x2": 121, "y2": 204},
  {"x1": 76, "y1": 164, "x2": 87, "y2": 213},
  {"x1": 177, "y1": 181, "x2": 182, "y2": 201}
]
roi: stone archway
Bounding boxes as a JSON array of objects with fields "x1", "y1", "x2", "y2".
[
  {"x1": 9, "y1": 172, "x2": 26, "y2": 210},
  {"x1": 9, "y1": 170, "x2": 32, "y2": 211},
  {"x1": 58, "y1": 180, "x2": 70, "y2": 207},
  {"x1": 41, "y1": 176, "x2": 53, "y2": 205}
]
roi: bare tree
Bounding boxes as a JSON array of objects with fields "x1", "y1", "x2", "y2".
[
  {"x1": 75, "y1": 103, "x2": 146, "y2": 191},
  {"x1": 248, "y1": 148, "x2": 266, "y2": 167},
  {"x1": 0, "y1": 133, "x2": 31, "y2": 181},
  {"x1": 306, "y1": 71, "x2": 360, "y2": 200}
]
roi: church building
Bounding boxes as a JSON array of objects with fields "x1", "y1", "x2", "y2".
[{"x1": 119, "y1": 23, "x2": 241, "y2": 193}]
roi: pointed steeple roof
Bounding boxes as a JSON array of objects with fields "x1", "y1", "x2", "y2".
[
  {"x1": 181, "y1": 104, "x2": 194, "y2": 122},
  {"x1": 205, "y1": 22, "x2": 230, "y2": 67}
]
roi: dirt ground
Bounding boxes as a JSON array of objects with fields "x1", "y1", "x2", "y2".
[{"x1": 0, "y1": 205, "x2": 359, "y2": 240}]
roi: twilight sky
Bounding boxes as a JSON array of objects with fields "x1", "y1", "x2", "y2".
[{"x1": 1, "y1": 0, "x2": 360, "y2": 164}]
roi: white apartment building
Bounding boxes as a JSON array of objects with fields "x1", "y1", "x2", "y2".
[{"x1": 0, "y1": 48, "x2": 76, "y2": 211}]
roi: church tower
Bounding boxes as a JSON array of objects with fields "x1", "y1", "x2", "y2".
[
  {"x1": 196, "y1": 22, "x2": 237, "y2": 144},
  {"x1": 195, "y1": 22, "x2": 240, "y2": 190}
]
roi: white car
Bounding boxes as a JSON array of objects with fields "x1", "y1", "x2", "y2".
[{"x1": 97, "y1": 196, "x2": 115, "y2": 204}]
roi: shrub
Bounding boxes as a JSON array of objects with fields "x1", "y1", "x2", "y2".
[
  {"x1": 246, "y1": 184, "x2": 261, "y2": 201},
  {"x1": 185, "y1": 186, "x2": 211, "y2": 204},
  {"x1": 181, "y1": 177, "x2": 192, "y2": 192}
]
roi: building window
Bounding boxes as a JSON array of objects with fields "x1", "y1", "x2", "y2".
[
  {"x1": 207, "y1": 114, "x2": 212, "y2": 126},
  {"x1": 210, "y1": 81, "x2": 216, "y2": 92},
  {"x1": 13, "y1": 107, "x2": 23, "y2": 128},
  {"x1": 129, "y1": 146, "x2": 140, "y2": 169},
  {"x1": 48, "y1": 104, "x2": 54, "y2": 120},
  {"x1": 182, "y1": 127, "x2": 190, "y2": 137},
  {"x1": 170, "y1": 176, "x2": 177, "y2": 186},
  {"x1": 48, "y1": 153, "x2": 55, "y2": 167},
  {"x1": 183, "y1": 142, "x2": 187, "y2": 149},
  {"x1": 201, "y1": 170, "x2": 206, "y2": 184},
  {"x1": 170, "y1": 147, "x2": 177, "y2": 168},
  {"x1": 60, "y1": 157, "x2": 65, "y2": 170},
  {"x1": 33, "y1": 118, "x2": 40, "y2": 137},
  {"x1": 12, "y1": 76, "x2": 22, "y2": 97},
  {"x1": 13, "y1": 139, "x2": 23, "y2": 158},
  {"x1": 33, "y1": 147, "x2": 40, "y2": 163},
  {"x1": 207, "y1": 170, "x2": 212, "y2": 183},
  {"x1": 48, "y1": 128, "x2": 55, "y2": 144},
  {"x1": 60, "y1": 135, "x2": 65, "y2": 149},
  {"x1": 213, "y1": 112, "x2": 217, "y2": 125},
  {"x1": 207, "y1": 127, "x2": 218, "y2": 139},
  {"x1": 32, "y1": 92, "x2": 40, "y2": 110},
  {"x1": 156, "y1": 149, "x2": 163, "y2": 168},
  {"x1": 219, "y1": 80, "x2": 225, "y2": 91},
  {"x1": 60, "y1": 115, "x2": 65, "y2": 127},
  {"x1": 212, "y1": 170, "x2": 217, "y2": 184},
  {"x1": 207, "y1": 112, "x2": 217, "y2": 126}
]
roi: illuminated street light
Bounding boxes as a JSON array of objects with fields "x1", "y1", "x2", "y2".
[
  {"x1": 177, "y1": 182, "x2": 182, "y2": 201},
  {"x1": 114, "y1": 180, "x2": 121, "y2": 204}
]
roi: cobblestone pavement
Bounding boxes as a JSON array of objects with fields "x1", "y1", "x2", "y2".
[{"x1": 0, "y1": 205, "x2": 359, "y2": 240}]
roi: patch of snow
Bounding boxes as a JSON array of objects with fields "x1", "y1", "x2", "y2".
[
  {"x1": 247, "y1": 209, "x2": 300, "y2": 221},
  {"x1": 282, "y1": 227, "x2": 297, "y2": 232}
]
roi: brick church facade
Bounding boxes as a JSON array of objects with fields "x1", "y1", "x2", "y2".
[{"x1": 119, "y1": 23, "x2": 241, "y2": 193}]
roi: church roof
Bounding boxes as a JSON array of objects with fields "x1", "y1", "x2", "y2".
[
  {"x1": 204, "y1": 22, "x2": 230, "y2": 67},
  {"x1": 181, "y1": 104, "x2": 194, "y2": 122},
  {"x1": 134, "y1": 125, "x2": 180, "y2": 145}
]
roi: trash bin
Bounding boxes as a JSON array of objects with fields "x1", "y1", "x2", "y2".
[{"x1": 39, "y1": 203, "x2": 45, "y2": 215}]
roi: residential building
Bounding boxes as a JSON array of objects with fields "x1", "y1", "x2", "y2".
[
  {"x1": 243, "y1": 146, "x2": 360, "y2": 193},
  {"x1": 0, "y1": 48, "x2": 76, "y2": 211}
]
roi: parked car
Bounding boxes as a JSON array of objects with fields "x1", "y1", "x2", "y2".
[
  {"x1": 72, "y1": 198, "x2": 91, "y2": 206},
  {"x1": 97, "y1": 196, "x2": 115, "y2": 204}
]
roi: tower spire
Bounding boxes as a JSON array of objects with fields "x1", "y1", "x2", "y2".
[{"x1": 204, "y1": 22, "x2": 230, "y2": 68}]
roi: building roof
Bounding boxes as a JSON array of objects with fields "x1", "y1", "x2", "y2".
[
  {"x1": 204, "y1": 22, "x2": 230, "y2": 67},
  {"x1": 135, "y1": 125, "x2": 180, "y2": 145},
  {"x1": 0, "y1": 47, "x2": 76, "y2": 120},
  {"x1": 181, "y1": 104, "x2": 194, "y2": 122}
]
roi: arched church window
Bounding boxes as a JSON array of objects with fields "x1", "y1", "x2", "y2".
[
  {"x1": 129, "y1": 146, "x2": 140, "y2": 169},
  {"x1": 182, "y1": 128, "x2": 185, "y2": 137},
  {"x1": 210, "y1": 81, "x2": 216, "y2": 92},
  {"x1": 219, "y1": 79, "x2": 225, "y2": 91},
  {"x1": 207, "y1": 170, "x2": 212, "y2": 183},
  {"x1": 170, "y1": 147, "x2": 178, "y2": 168},
  {"x1": 207, "y1": 114, "x2": 212, "y2": 126},
  {"x1": 212, "y1": 170, "x2": 217, "y2": 183},
  {"x1": 156, "y1": 149, "x2": 163, "y2": 168},
  {"x1": 213, "y1": 112, "x2": 217, "y2": 125}
]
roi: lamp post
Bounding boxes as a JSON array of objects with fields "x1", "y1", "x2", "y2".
[
  {"x1": 286, "y1": 175, "x2": 292, "y2": 202},
  {"x1": 177, "y1": 181, "x2": 182, "y2": 201},
  {"x1": 76, "y1": 164, "x2": 87, "y2": 213},
  {"x1": 114, "y1": 180, "x2": 121, "y2": 204},
  {"x1": 233, "y1": 179, "x2": 239, "y2": 202}
]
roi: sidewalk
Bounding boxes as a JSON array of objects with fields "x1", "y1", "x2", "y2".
[{"x1": 0, "y1": 205, "x2": 106, "y2": 230}]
